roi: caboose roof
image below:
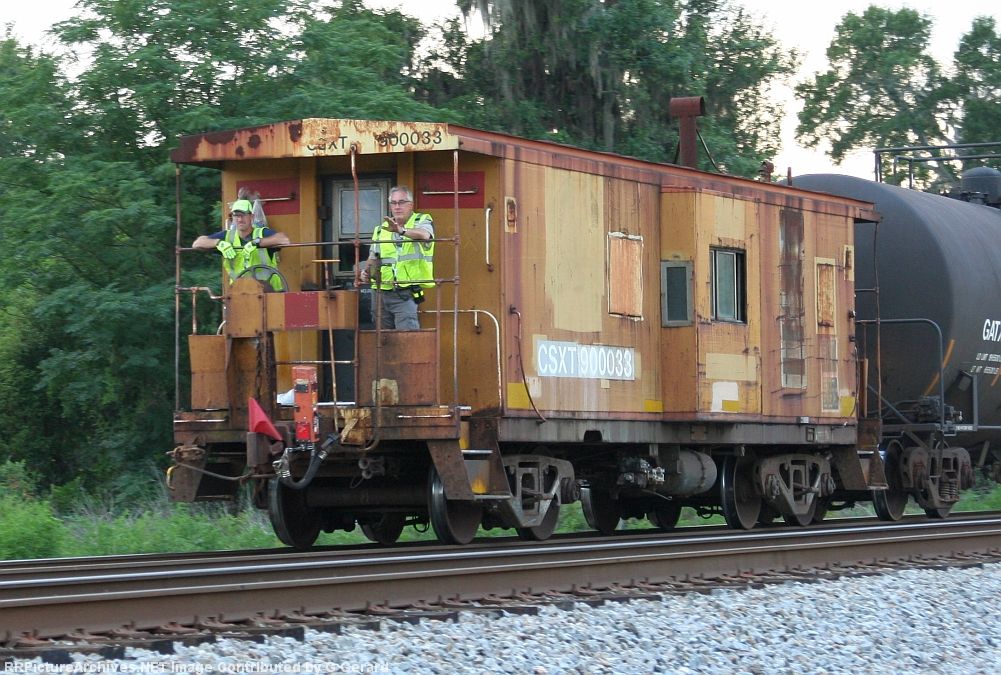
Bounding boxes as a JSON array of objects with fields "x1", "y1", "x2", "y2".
[
  {"x1": 171, "y1": 119, "x2": 462, "y2": 165},
  {"x1": 170, "y1": 117, "x2": 879, "y2": 221}
]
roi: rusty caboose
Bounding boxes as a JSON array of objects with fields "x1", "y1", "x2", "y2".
[{"x1": 169, "y1": 113, "x2": 882, "y2": 546}]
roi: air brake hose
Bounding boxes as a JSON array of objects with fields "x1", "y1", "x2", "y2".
[{"x1": 276, "y1": 435, "x2": 335, "y2": 490}]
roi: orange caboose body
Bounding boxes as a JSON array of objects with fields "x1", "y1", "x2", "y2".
[{"x1": 169, "y1": 117, "x2": 881, "y2": 546}]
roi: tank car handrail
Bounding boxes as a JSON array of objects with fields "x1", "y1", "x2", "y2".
[
  {"x1": 956, "y1": 372, "x2": 1001, "y2": 434},
  {"x1": 866, "y1": 388, "x2": 918, "y2": 426},
  {"x1": 856, "y1": 317, "x2": 946, "y2": 431},
  {"x1": 874, "y1": 141, "x2": 1001, "y2": 184}
]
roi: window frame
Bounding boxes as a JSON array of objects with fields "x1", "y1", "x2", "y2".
[
  {"x1": 661, "y1": 260, "x2": 693, "y2": 326},
  {"x1": 710, "y1": 247, "x2": 746, "y2": 323}
]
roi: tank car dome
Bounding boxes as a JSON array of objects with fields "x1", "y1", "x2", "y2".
[{"x1": 962, "y1": 166, "x2": 1001, "y2": 206}]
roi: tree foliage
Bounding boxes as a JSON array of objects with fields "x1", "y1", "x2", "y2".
[
  {"x1": 449, "y1": 0, "x2": 796, "y2": 174},
  {"x1": 795, "y1": 7, "x2": 1001, "y2": 184},
  {"x1": 53, "y1": 0, "x2": 298, "y2": 162},
  {"x1": 3, "y1": 0, "x2": 998, "y2": 499},
  {"x1": 953, "y1": 17, "x2": 1001, "y2": 145}
]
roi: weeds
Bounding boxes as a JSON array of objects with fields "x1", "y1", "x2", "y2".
[{"x1": 2, "y1": 455, "x2": 1001, "y2": 560}]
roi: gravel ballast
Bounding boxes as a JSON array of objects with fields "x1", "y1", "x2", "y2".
[{"x1": 9, "y1": 562, "x2": 1001, "y2": 673}]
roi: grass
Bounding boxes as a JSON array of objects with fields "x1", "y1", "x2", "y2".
[{"x1": 2, "y1": 459, "x2": 1000, "y2": 561}]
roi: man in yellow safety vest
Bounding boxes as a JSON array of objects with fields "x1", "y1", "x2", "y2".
[
  {"x1": 192, "y1": 198, "x2": 290, "y2": 291},
  {"x1": 359, "y1": 186, "x2": 434, "y2": 329}
]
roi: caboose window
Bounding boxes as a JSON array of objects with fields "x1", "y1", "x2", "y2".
[
  {"x1": 711, "y1": 248, "x2": 745, "y2": 322},
  {"x1": 661, "y1": 261, "x2": 692, "y2": 326},
  {"x1": 322, "y1": 178, "x2": 392, "y2": 279},
  {"x1": 779, "y1": 209, "x2": 806, "y2": 389},
  {"x1": 820, "y1": 335, "x2": 840, "y2": 411}
]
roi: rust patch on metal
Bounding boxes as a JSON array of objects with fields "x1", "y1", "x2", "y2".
[
  {"x1": 608, "y1": 233, "x2": 643, "y2": 317},
  {"x1": 428, "y1": 440, "x2": 475, "y2": 500},
  {"x1": 172, "y1": 119, "x2": 457, "y2": 165},
  {"x1": 189, "y1": 335, "x2": 228, "y2": 410},
  {"x1": 373, "y1": 378, "x2": 400, "y2": 406},
  {"x1": 225, "y1": 278, "x2": 267, "y2": 338},
  {"x1": 668, "y1": 96, "x2": 706, "y2": 169},
  {"x1": 357, "y1": 329, "x2": 438, "y2": 406}
]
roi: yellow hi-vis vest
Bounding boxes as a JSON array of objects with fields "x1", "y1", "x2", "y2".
[
  {"x1": 371, "y1": 213, "x2": 434, "y2": 291},
  {"x1": 223, "y1": 226, "x2": 284, "y2": 291}
]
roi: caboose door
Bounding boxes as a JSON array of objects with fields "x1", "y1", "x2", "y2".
[
  {"x1": 321, "y1": 177, "x2": 393, "y2": 285},
  {"x1": 320, "y1": 176, "x2": 393, "y2": 402}
]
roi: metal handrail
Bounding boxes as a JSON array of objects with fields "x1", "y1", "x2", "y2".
[{"x1": 856, "y1": 317, "x2": 947, "y2": 431}]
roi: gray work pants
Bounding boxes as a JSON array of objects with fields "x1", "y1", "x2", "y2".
[{"x1": 372, "y1": 288, "x2": 419, "y2": 330}]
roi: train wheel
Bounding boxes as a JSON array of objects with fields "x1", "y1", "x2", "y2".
[
  {"x1": 720, "y1": 455, "x2": 761, "y2": 530},
  {"x1": 268, "y1": 478, "x2": 321, "y2": 550},
  {"x1": 648, "y1": 501, "x2": 682, "y2": 531},
  {"x1": 581, "y1": 487, "x2": 621, "y2": 535},
  {"x1": 428, "y1": 466, "x2": 482, "y2": 545},
  {"x1": 923, "y1": 504, "x2": 953, "y2": 519},
  {"x1": 516, "y1": 497, "x2": 561, "y2": 541},
  {"x1": 873, "y1": 441, "x2": 907, "y2": 521},
  {"x1": 781, "y1": 497, "x2": 818, "y2": 527},
  {"x1": 920, "y1": 485, "x2": 953, "y2": 519},
  {"x1": 812, "y1": 498, "x2": 830, "y2": 524},
  {"x1": 360, "y1": 514, "x2": 407, "y2": 545}
]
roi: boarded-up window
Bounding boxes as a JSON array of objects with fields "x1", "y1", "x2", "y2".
[
  {"x1": 609, "y1": 233, "x2": 643, "y2": 318},
  {"x1": 661, "y1": 261, "x2": 692, "y2": 326},
  {"x1": 779, "y1": 209, "x2": 805, "y2": 389},
  {"x1": 816, "y1": 259, "x2": 836, "y2": 327},
  {"x1": 819, "y1": 335, "x2": 839, "y2": 411}
]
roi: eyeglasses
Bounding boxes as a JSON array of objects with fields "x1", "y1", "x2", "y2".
[{"x1": 389, "y1": 200, "x2": 412, "y2": 206}]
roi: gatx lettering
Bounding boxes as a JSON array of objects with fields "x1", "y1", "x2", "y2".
[{"x1": 983, "y1": 319, "x2": 1001, "y2": 342}]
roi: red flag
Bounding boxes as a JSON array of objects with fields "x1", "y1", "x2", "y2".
[{"x1": 248, "y1": 397, "x2": 282, "y2": 441}]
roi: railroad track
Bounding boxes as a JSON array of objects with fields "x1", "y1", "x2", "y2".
[{"x1": 4, "y1": 515, "x2": 1001, "y2": 649}]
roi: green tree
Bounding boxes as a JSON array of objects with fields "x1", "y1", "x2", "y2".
[
  {"x1": 953, "y1": 16, "x2": 1001, "y2": 147},
  {"x1": 0, "y1": 0, "x2": 804, "y2": 498},
  {"x1": 1, "y1": 8, "x2": 215, "y2": 491},
  {"x1": 447, "y1": 0, "x2": 794, "y2": 176},
  {"x1": 0, "y1": 37, "x2": 82, "y2": 483},
  {"x1": 267, "y1": 0, "x2": 447, "y2": 121},
  {"x1": 52, "y1": 0, "x2": 298, "y2": 166},
  {"x1": 0, "y1": 33, "x2": 83, "y2": 159},
  {"x1": 0, "y1": 154, "x2": 175, "y2": 488},
  {"x1": 795, "y1": 7, "x2": 953, "y2": 183}
]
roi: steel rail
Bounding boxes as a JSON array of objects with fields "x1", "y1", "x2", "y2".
[
  {"x1": 3, "y1": 516, "x2": 1001, "y2": 641},
  {"x1": 0, "y1": 513, "x2": 972, "y2": 578}
]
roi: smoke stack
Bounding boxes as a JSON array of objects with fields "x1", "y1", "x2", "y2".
[{"x1": 669, "y1": 96, "x2": 706, "y2": 169}]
